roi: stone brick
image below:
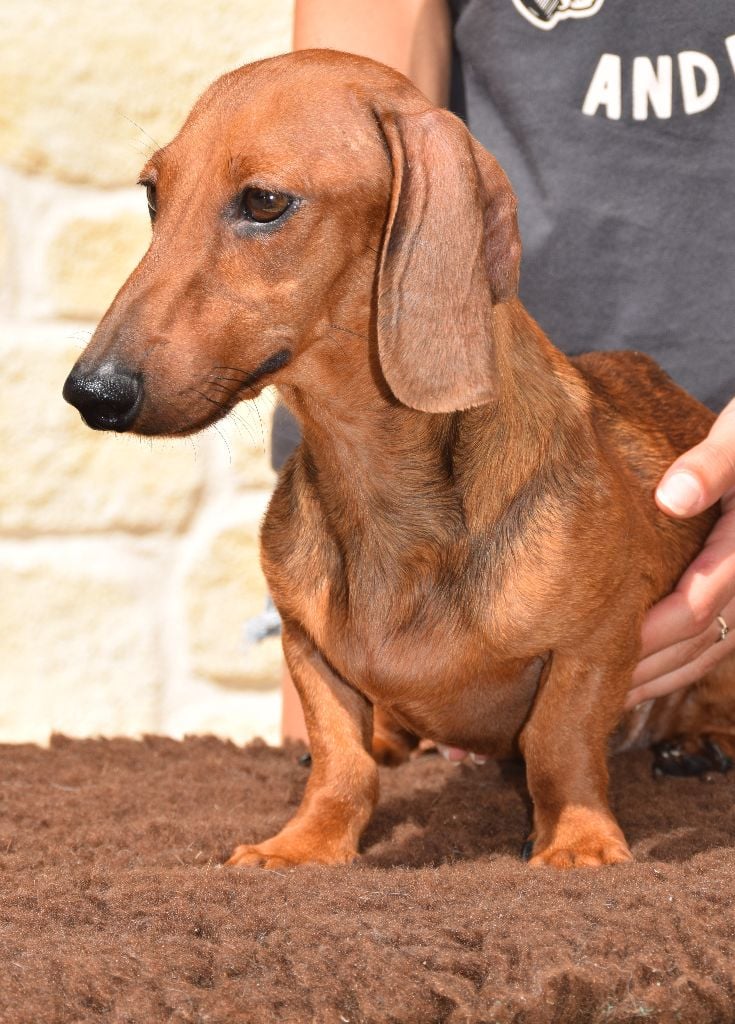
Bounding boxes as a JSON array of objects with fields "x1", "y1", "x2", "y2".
[
  {"x1": 161, "y1": 684, "x2": 282, "y2": 747},
  {"x1": 48, "y1": 210, "x2": 151, "y2": 320},
  {"x1": 186, "y1": 514, "x2": 282, "y2": 689},
  {"x1": 0, "y1": 196, "x2": 9, "y2": 316},
  {"x1": 0, "y1": 0, "x2": 293, "y2": 187},
  {"x1": 0, "y1": 326, "x2": 204, "y2": 534},
  {"x1": 0, "y1": 199, "x2": 7, "y2": 284},
  {"x1": 0, "y1": 544, "x2": 161, "y2": 743}
]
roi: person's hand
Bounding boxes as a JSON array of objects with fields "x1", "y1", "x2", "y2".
[{"x1": 626, "y1": 398, "x2": 735, "y2": 710}]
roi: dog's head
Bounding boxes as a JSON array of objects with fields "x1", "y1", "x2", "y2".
[{"x1": 63, "y1": 49, "x2": 520, "y2": 434}]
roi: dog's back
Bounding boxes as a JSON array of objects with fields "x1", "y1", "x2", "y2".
[
  {"x1": 573, "y1": 349, "x2": 715, "y2": 465},
  {"x1": 572, "y1": 350, "x2": 717, "y2": 579}
]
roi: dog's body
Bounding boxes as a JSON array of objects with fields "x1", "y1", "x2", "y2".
[
  {"x1": 269, "y1": 343, "x2": 718, "y2": 756},
  {"x1": 63, "y1": 50, "x2": 735, "y2": 869}
]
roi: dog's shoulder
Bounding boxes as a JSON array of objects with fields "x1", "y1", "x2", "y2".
[{"x1": 262, "y1": 446, "x2": 334, "y2": 560}]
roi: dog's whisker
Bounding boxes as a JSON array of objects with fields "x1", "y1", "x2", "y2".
[
  {"x1": 208, "y1": 380, "x2": 239, "y2": 397},
  {"x1": 259, "y1": 388, "x2": 278, "y2": 409},
  {"x1": 119, "y1": 112, "x2": 162, "y2": 151},
  {"x1": 192, "y1": 388, "x2": 233, "y2": 412},
  {"x1": 212, "y1": 374, "x2": 251, "y2": 386},
  {"x1": 214, "y1": 365, "x2": 255, "y2": 377},
  {"x1": 211, "y1": 423, "x2": 232, "y2": 463},
  {"x1": 208, "y1": 375, "x2": 265, "y2": 416},
  {"x1": 194, "y1": 383, "x2": 267, "y2": 457},
  {"x1": 250, "y1": 401, "x2": 266, "y2": 449},
  {"x1": 328, "y1": 323, "x2": 368, "y2": 341},
  {"x1": 129, "y1": 142, "x2": 156, "y2": 159},
  {"x1": 206, "y1": 374, "x2": 270, "y2": 449},
  {"x1": 226, "y1": 409, "x2": 262, "y2": 450},
  {"x1": 324, "y1": 333, "x2": 350, "y2": 361}
]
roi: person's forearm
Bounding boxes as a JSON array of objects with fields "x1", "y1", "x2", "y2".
[{"x1": 293, "y1": 0, "x2": 451, "y2": 107}]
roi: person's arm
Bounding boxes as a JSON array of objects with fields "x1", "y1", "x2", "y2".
[
  {"x1": 293, "y1": 0, "x2": 452, "y2": 107},
  {"x1": 627, "y1": 398, "x2": 735, "y2": 708}
]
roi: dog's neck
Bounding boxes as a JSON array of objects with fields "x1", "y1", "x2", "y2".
[{"x1": 276, "y1": 299, "x2": 589, "y2": 547}]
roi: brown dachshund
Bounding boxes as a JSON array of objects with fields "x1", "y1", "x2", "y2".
[{"x1": 63, "y1": 50, "x2": 735, "y2": 868}]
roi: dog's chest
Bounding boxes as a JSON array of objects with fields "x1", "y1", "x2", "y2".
[
  {"x1": 263, "y1": 498, "x2": 544, "y2": 753},
  {"x1": 333, "y1": 591, "x2": 542, "y2": 753}
]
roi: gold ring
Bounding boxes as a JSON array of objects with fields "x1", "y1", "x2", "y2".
[{"x1": 716, "y1": 615, "x2": 729, "y2": 643}]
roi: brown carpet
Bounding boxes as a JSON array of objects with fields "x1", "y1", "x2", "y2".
[{"x1": 0, "y1": 736, "x2": 733, "y2": 1023}]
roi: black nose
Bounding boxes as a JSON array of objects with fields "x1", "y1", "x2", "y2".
[{"x1": 62, "y1": 363, "x2": 142, "y2": 431}]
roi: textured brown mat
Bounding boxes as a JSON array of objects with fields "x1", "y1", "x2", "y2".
[{"x1": 0, "y1": 736, "x2": 733, "y2": 1023}]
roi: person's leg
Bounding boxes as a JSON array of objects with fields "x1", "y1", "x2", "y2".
[{"x1": 281, "y1": 662, "x2": 309, "y2": 743}]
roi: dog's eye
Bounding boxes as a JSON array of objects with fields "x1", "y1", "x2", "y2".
[
  {"x1": 144, "y1": 183, "x2": 157, "y2": 222},
  {"x1": 238, "y1": 188, "x2": 292, "y2": 224}
]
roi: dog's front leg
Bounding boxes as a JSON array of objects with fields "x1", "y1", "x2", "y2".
[
  {"x1": 227, "y1": 622, "x2": 379, "y2": 869},
  {"x1": 520, "y1": 648, "x2": 635, "y2": 869}
]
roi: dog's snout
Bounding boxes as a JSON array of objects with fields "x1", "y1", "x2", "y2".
[{"x1": 62, "y1": 363, "x2": 143, "y2": 432}]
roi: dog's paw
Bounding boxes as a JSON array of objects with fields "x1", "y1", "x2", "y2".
[
  {"x1": 225, "y1": 833, "x2": 357, "y2": 869},
  {"x1": 225, "y1": 844, "x2": 298, "y2": 869},
  {"x1": 529, "y1": 835, "x2": 632, "y2": 869},
  {"x1": 527, "y1": 807, "x2": 632, "y2": 869}
]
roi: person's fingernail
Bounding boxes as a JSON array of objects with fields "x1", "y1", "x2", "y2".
[{"x1": 657, "y1": 471, "x2": 703, "y2": 516}]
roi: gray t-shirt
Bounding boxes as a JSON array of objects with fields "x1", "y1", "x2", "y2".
[{"x1": 450, "y1": 0, "x2": 735, "y2": 411}]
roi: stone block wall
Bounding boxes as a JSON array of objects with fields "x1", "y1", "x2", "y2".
[{"x1": 0, "y1": 0, "x2": 294, "y2": 745}]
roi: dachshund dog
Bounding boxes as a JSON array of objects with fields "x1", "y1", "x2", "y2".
[{"x1": 63, "y1": 50, "x2": 735, "y2": 869}]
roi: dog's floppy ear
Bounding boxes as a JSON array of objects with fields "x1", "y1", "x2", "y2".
[{"x1": 376, "y1": 108, "x2": 521, "y2": 413}]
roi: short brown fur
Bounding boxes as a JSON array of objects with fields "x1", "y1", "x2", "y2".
[{"x1": 66, "y1": 51, "x2": 735, "y2": 869}]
